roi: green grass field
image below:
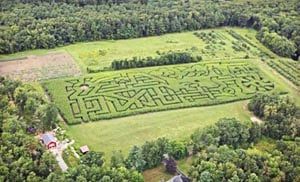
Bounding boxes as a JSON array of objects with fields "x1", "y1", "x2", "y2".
[
  {"x1": 63, "y1": 28, "x2": 267, "y2": 72},
  {"x1": 66, "y1": 100, "x2": 252, "y2": 162},
  {"x1": 44, "y1": 59, "x2": 286, "y2": 124}
]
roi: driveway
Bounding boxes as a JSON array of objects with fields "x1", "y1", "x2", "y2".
[{"x1": 50, "y1": 140, "x2": 74, "y2": 171}]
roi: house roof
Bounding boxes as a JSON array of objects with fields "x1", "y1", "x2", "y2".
[
  {"x1": 168, "y1": 175, "x2": 191, "y2": 182},
  {"x1": 41, "y1": 133, "x2": 56, "y2": 145},
  {"x1": 168, "y1": 176, "x2": 183, "y2": 182},
  {"x1": 80, "y1": 145, "x2": 89, "y2": 153}
]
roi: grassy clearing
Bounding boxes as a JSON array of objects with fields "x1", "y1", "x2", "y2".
[
  {"x1": 0, "y1": 49, "x2": 63, "y2": 62},
  {"x1": 66, "y1": 100, "x2": 252, "y2": 162},
  {"x1": 142, "y1": 164, "x2": 173, "y2": 182},
  {"x1": 65, "y1": 27, "x2": 263, "y2": 72},
  {"x1": 177, "y1": 156, "x2": 197, "y2": 174},
  {"x1": 62, "y1": 148, "x2": 79, "y2": 168}
]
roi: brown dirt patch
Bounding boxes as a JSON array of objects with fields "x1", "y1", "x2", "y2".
[
  {"x1": 250, "y1": 116, "x2": 263, "y2": 125},
  {"x1": 80, "y1": 84, "x2": 89, "y2": 90},
  {"x1": 0, "y1": 53, "x2": 82, "y2": 82}
]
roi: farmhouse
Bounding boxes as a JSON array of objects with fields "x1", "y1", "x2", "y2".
[{"x1": 41, "y1": 133, "x2": 57, "y2": 149}]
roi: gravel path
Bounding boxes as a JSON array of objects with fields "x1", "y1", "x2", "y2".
[{"x1": 50, "y1": 140, "x2": 74, "y2": 172}]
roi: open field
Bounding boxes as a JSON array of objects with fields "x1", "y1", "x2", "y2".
[
  {"x1": 63, "y1": 28, "x2": 269, "y2": 72},
  {"x1": 66, "y1": 100, "x2": 252, "y2": 162},
  {"x1": 0, "y1": 53, "x2": 81, "y2": 81},
  {"x1": 44, "y1": 59, "x2": 285, "y2": 124}
]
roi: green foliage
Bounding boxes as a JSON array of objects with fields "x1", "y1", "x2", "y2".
[
  {"x1": 62, "y1": 148, "x2": 79, "y2": 168},
  {"x1": 125, "y1": 138, "x2": 187, "y2": 172},
  {"x1": 191, "y1": 118, "x2": 257, "y2": 151},
  {"x1": 110, "y1": 150, "x2": 125, "y2": 168},
  {"x1": 125, "y1": 146, "x2": 146, "y2": 172},
  {"x1": 65, "y1": 164, "x2": 144, "y2": 181},
  {"x1": 216, "y1": 118, "x2": 250, "y2": 148},
  {"x1": 191, "y1": 126, "x2": 220, "y2": 151},
  {"x1": 110, "y1": 51, "x2": 198, "y2": 71},
  {"x1": 257, "y1": 28, "x2": 296, "y2": 57},
  {"x1": 188, "y1": 142, "x2": 300, "y2": 181},
  {"x1": 80, "y1": 151, "x2": 105, "y2": 167},
  {"x1": 0, "y1": 78, "x2": 63, "y2": 180},
  {"x1": 168, "y1": 141, "x2": 188, "y2": 160},
  {"x1": 248, "y1": 94, "x2": 299, "y2": 139}
]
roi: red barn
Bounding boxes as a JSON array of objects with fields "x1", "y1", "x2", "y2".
[{"x1": 41, "y1": 133, "x2": 57, "y2": 149}]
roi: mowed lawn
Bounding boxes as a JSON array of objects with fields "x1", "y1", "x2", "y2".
[{"x1": 66, "y1": 100, "x2": 251, "y2": 162}]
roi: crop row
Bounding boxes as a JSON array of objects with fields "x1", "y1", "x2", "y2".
[{"x1": 264, "y1": 59, "x2": 299, "y2": 86}]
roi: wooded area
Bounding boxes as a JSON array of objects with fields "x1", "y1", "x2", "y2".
[{"x1": 0, "y1": 0, "x2": 299, "y2": 59}]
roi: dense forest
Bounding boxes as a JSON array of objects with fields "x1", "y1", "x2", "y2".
[{"x1": 0, "y1": 0, "x2": 299, "y2": 59}]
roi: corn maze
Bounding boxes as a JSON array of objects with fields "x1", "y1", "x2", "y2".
[{"x1": 45, "y1": 61, "x2": 280, "y2": 124}]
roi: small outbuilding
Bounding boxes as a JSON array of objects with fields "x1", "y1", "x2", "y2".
[
  {"x1": 41, "y1": 133, "x2": 57, "y2": 149},
  {"x1": 80, "y1": 145, "x2": 89, "y2": 154}
]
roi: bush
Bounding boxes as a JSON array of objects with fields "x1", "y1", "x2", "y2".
[{"x1": 111, "y1": 51, "x2": 200, "y2": 70}]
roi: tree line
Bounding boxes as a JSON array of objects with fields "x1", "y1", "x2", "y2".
[
  {"x1": 0, "y1": 0, "x2": 299, "y2": 59},
  {"x1": 256, "y1": 27, "x2": 296, "y2": 58},
  {"x1": 8, "y1": 0, "x2": 148, "y2": 6},
  {"x1": 110, "y1": 51, "x2": 200, "y2": 71}
]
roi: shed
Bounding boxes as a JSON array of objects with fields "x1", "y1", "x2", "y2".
[
  {"x1": 41, "y1": 133, "x2": 57, "y2": 149},
  {"x1": 80, "y1": 145, "x2": 89, "y2": 154}
]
